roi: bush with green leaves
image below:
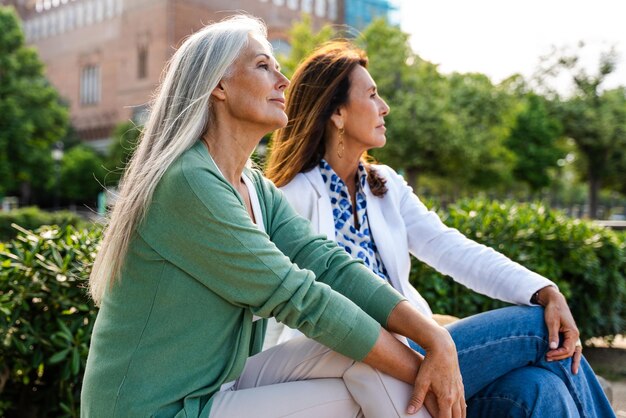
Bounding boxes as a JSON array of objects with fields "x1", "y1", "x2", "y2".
[
  {"x1": 0, "y1": 199, "x2": 624, "y2": 415},
  {"x1": 411, "y1": 199, "x2": 626, "y2": 340},
  {"x1": 0, "y1": 207, "x2": 86, "y2": 241},
  {"x1": 0, "y1": 224, "x2": 101, "y2": 417}
]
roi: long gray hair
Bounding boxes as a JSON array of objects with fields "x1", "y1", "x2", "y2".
[{"x1": 89, "y1": 15, "x2": 268, "y2": 304}]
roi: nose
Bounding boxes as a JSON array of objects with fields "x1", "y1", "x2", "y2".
[
  {"x1": 380, "y1": 98, "x2": 390, "y2": 116},
  {"x1": 276, "y1": 70, "x2": 290, "y2": 91}
]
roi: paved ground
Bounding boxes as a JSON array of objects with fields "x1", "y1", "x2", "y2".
[
  {"x1": 586, "y1": 335, "x2": 626, "y2": 416},
  {"x1": 614, "y1": 381, "x2": 626, "y2": 417}
]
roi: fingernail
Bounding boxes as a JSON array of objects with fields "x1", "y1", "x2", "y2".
[
  {"x1": 407, "y1": 406, "x2": 416, "y2": 414},
  {"x1": 550, "y1": 341, "x2": 558, "y2": 349}
]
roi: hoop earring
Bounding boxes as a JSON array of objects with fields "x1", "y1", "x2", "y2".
[{"x1": 337, "y1": 127, "x2": 345, "y2": 159}]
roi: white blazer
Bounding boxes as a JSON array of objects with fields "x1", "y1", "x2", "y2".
[{"x1": 265, "y1": 164, "x2": 555, "y2": 347}]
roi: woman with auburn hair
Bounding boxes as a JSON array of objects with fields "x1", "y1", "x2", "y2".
[
  {"x1": 80, "y1": 15, "x2": 471, "y2": 418},
  {"x1": 266, "y1": 41, "x2": 614, "y2": 418}
]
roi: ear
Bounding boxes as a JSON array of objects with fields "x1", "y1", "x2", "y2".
[
  {"x1": 211, "y1": 81, "x2": 227, "y2": 101},
  {"x1": 329, "y1": 106, "x2": 345, "y2": 130}
]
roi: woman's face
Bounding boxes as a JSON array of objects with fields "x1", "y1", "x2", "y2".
[
  {"x1": 338, "y1": 66, "x2": 390, "y2": 152},
  {"x1": 219, "y1": 34, "x2": 289, "y2": 132}
]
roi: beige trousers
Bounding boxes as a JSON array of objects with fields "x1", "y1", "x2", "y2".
[{"x1": 209, "y1": 337, "x2": 432, "y2": 418}]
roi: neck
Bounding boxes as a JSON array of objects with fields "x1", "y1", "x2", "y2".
[
  {"x1": 324, "y1": 150, "x2": 362, "y2": 186},
  {"x1": 323, "y1": 132, "x2": 364, "y2": 187},
  {"x1": 202, "y1": 119, "x2": 264, "y2": 186}
]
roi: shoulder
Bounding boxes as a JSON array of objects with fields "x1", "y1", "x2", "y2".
[
  {"x1": 281, "y1": 171, "x2": 314, "y2": 194},
  {"x1": 368, "y1": 163, "x2": 410, "y2": 197}
]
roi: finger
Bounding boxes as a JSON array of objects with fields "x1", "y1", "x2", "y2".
[
  {"x1": 546, "y1": 347, "x2": 571, "y2": 361},
  {"x1": 461, "y1": 399, "x2": 467, "y2": 418},
  {"x1": 407, "y1": 383, "x2": 429, "y2": 415},
  {"x1": 424, "y1": 392, "x2": 440, "y2": 418},
  {"x1": 437, "y1": 394, "x2": 454, "y2": 418},
  {"x1": 544, "y1": 311, "x2": 560, "y2": 350},
  {"x1": 548, "y1": 331, "x2": 578, "y2": 360},
  {"x1": 572, "y1": 345, "x2": 583, "y2": 374},
  {"x1": 452, "y1": 400, "x2": 463, "y2": 418}
]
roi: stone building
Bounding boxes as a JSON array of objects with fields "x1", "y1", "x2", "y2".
[{"x1": 6, "y1": 0, "x2": 344, "y2": 150}]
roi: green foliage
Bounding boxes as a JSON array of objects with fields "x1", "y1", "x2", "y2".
[
  {"x1": 411, "y1": 199, "x2": 626, "y2": 339},
  {"x1": 0, "y1": 207, "x2": 85, "y2": 241},
  {"x1": 506, "y1": 93, "x2": 564, "y2": 191},
  {"x1": 358, "y1": 20, "x2": 521, "y2": 193},
  {"x1": 277, "y1": 14, "x2": 334, "y2": 79},
  {"x1": 359, "y1": 20, "x2": 462, "y2": 186},
  {"x1": 60, "y1": 145, "x2": 105, "y2": 203},
  {"x1": 0, "y1": 203, "x2": 623, "y2": 415},
  {"x1": 541, "y1": 45, "x2": 626, "y2": 217},
  {"x1": 103, "y1": 121, "x2": 141, "y2": 186},
  {"x1": 446, "y1": 73, "x2": 518, "y2": 190},
  {"x1": 0, "y1": 224, "x2": 101, "y2": 417},
  {"x1": 0, "y1": 6, "x2": 69, "y2": 202}
]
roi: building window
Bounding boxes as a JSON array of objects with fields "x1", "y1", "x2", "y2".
[
  {"x1": 301, "y1": 0, "x2": 313, "y2": 13},
  {"x1": 95, "y1": 0, "x2": 104, "y2": 22},
  {"x1": 328, "y1": 0, "x2": 337, "y2": 20},
  {"x1": 315, "y1": 0, "x2": 325, "y2": 17},
  {"x1": 80, "y1": 65, "x2": 101, "y2": 105},
  {"x1": 85, "y1": 0, "x2": 94, "y2": 25},
  {"x1": 106, "y1": 0, "x2": 115, "y2": 18},
  {"x1": 137, "y1": 46, "x2": 148, "y2": 79}
]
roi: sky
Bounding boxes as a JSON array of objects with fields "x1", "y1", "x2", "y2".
[{"x1": 395, "y1": 0, "x2": 626, "y2": 93}]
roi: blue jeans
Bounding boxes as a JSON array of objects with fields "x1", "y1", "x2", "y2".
[{"x1": 409, "y1": 306, "x2": 614, "y2": 418}]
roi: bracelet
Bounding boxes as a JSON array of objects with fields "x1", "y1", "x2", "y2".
[{"x1": 530, "y1": 290, "x2": 541, "y2": 305}]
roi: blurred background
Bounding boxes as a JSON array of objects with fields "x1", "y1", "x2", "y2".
[{"x1": 0, "y1": 1, "x2": 625, "y2": 416}]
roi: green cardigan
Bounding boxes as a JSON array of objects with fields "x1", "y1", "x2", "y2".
[{"x1": 80, "y1": 141, "x2": 405, "y2": 417}]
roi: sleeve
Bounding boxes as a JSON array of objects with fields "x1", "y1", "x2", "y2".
[
  {"x1": 255, "y1": 172, "x2": 406, "y2": 328},
  {"x1": 137, "y1": 159, "x2": 402, "y2": 361},
  {"x1": 385, "y1": 166, "x2": 556, "y2": 305}
]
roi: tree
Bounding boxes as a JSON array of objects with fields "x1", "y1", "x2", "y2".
[
  {"x1": 505, "y1": 92, "x2": 564, "y2": 192},
  {"x1": 538, "y1": 45, "x2": 626, "y2": 218},
  {"x1": 276, "y1": 14, "x2": 334, "y2": 79},
  {"x1": 104, "y1": 121, "x2": 141, "y2": 186},
  {"x1": 359, "y1": 19, "x2": 462, "y2": 188},
  {"x1": 361, "y1": 20, "x2": 518, "y2": 193},
  {"x1": 0, "y1": 6, "x2": 69, "y2": 204},
  {"x1": 446, "y1": 72, "x2": 518, "y2": 191},
  {"x1": 60, "y1": 145, "x2": 105, "y2": 204}
]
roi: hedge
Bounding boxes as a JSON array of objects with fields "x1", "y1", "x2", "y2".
[
  {"x1": 0, "y1": 199, "x2": 624, "y2": 416},
  {"x1": 412, "y1": 199, "x2": 626, "y2": 340},
  {"x1": 0, "y1": 207, "x2": 86, "y2": 241},
  {"x1": 0, "y1": 224, "x2": 101, "y2": 417}
]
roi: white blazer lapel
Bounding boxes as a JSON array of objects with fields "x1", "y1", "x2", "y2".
[
  {"x1": 364, "y1": 182, "x2": 402, "y2": 290},
  {"x1": 304, "y1": 169, "x2": 336, "y2": 241}
]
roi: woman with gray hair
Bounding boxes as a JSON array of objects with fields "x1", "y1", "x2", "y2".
[{"x1": 81, "y1": 15, "x2": 464, "y2": 418}]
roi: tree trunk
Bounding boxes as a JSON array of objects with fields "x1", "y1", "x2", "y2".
[
  {"x1": 406, "y1": 168, "x2": 419, "y2": 189},
  {"x1": 20, "y1": 181, "x2": 31, "y2": 206},
  {"x1": 588, "y1": 173, "x2": 600, "y2": 219}
]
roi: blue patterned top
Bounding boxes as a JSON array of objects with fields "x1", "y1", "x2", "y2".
[{"x1": 319, "y1": 159, "x2": 389, "y2": 281}]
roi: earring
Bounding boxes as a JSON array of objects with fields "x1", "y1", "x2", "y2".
[{"x1": 337, "y1": 127, "x2": 345, "y2": 159}]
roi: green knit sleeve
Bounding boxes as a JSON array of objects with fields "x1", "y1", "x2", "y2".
[{"x1": 137, "y1": 147, "x2": 384, "y2": 361}]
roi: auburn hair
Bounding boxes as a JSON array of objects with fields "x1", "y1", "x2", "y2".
[{"x1": 266, "y1": 40, "x2": 387, "y2": 196}]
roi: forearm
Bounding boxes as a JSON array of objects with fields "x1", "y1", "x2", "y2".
[
  {"x1": 362, "y1": 301, "x2": 456, "y2": 384},
  {"x1": 386, "y1": 300, "x2": 454, "y2": 351},
  {"x1": 362, "y1": 326, "x2": 422, "y2": 384}
]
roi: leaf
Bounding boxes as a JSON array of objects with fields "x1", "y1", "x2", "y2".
[
  {"x1": 71, "y1": 347, "x2": 80, "y2": 375},
  {"x1": 48, "y1": 348, "x2": 70, "y2": 364}
]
